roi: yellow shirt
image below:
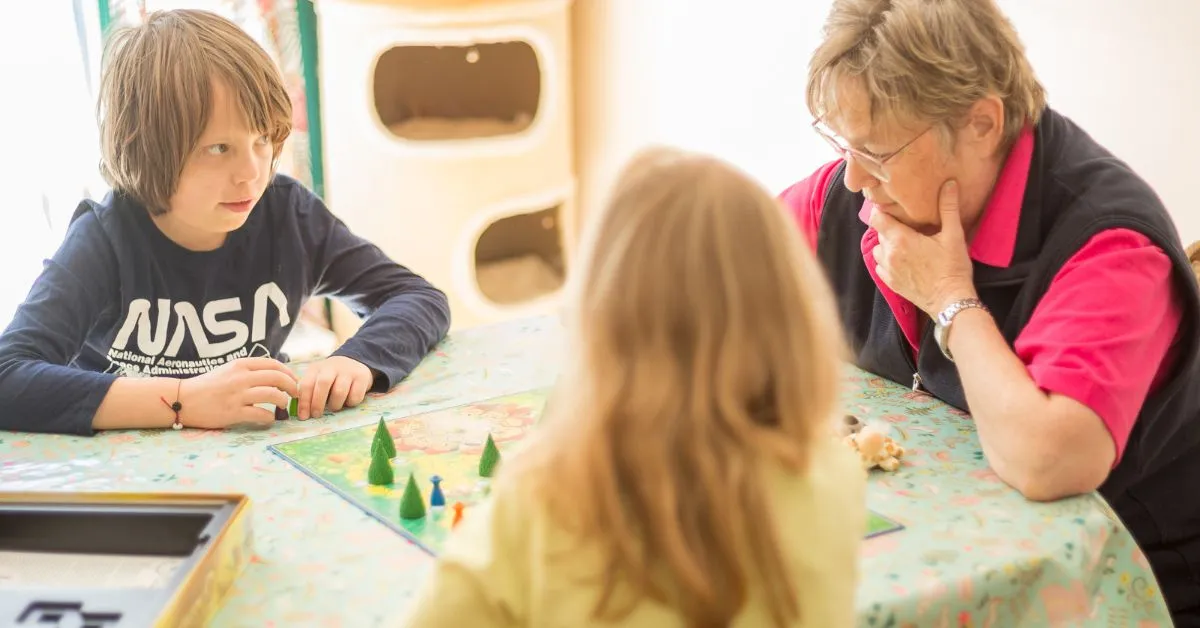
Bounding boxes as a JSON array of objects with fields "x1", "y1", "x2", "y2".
[{"x1": 402, "y1": 439, "x2": 866, "y2": 627}]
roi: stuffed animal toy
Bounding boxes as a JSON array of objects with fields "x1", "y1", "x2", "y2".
[
  {"x1": 840, "y1": 418, "x2": 906, "y2": 472},
  {"x1": 836, "y1": 414, "x2": 865, "y2": 438}
]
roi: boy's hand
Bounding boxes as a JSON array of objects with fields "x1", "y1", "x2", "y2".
[
  {"x1": 295, "y1": 356, "x2": 374, "y2": 420},
  {"x1": 178, "y1": 357, "x2": 299, "y2": 429}
]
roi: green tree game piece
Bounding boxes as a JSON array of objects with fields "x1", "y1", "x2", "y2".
[
  {"x1": 371, "y1": 417, "x2": 396, "y2": 458},
  {"x1": 399, "y1": 472, "x2": 426, "y2": 519},
  {"x1": 479, "y1": 433, "x2": 501, "y2": 478},
  {"x1": 288, "y1": 397, "x2": 298, "y2": 417},
  {"x1": 367, "y1": 442, "x2": 394, "y2": 486}
]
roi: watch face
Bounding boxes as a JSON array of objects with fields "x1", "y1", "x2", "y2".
[{"x1": 937, "y1": 306, "x2": 957, "y2": 327}]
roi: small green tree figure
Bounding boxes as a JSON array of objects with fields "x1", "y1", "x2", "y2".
[
  {"x1": 399, "y1": 472, "x2": 426, "y2": 519},
  {"x1": 371, "y1": 417, "x2": 396, "y2": 459},
  {"x1": 367, "y1": 443, "x2": 394, "y2": 486},
  {"x1": 479, "y1": 434, "x2": 501, "y2": 478}
]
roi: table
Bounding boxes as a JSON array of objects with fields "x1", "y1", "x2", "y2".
[{"x1": 0, "y1": 316, "x2": 1172, "y2": 627}]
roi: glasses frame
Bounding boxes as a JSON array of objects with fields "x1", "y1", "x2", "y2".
[{"x1": 811, "y1": 119, "x2": 930, "y2": 183}]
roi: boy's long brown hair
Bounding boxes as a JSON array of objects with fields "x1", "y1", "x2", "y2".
[
  {"x1": 504, "y1": 146, "x2": 847, "y2": 627},
  {"x1": 97, "y1": 9, "x2": 293, "y2": 215}
]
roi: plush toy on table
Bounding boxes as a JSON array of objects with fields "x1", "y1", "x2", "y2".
[{"x1": 837, "y1": 415, "x2": 906, "y2": 472}]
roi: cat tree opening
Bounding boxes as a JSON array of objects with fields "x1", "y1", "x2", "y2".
[
  {"x1": 474, "y1": 205, "x2": 565, "y2": 305},
  {"x1": 373, "y1": 41, "x2": 541, "y2": 141}
]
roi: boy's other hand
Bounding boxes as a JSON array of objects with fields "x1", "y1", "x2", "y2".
[
  {"x1": 178, "y1": 357, "x2": 300, "y2": 429},
  {"x1": 295, "y1": 356, "x2": 373, "y2": 420}
]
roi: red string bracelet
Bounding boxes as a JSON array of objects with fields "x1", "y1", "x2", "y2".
[{"x1": 160, "y1": 378, "x2": 183, "y2": 430}]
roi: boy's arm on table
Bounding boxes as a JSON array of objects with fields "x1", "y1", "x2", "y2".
[
  {"x1": 0, "y1": 208, "x2": 172, "y2": 434},
  {"x1": 303, "y1": 190, "x2": 451, "y2": 392}
]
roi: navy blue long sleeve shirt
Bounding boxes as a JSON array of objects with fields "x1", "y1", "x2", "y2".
[{"x1": 0, "y1": 174, "x2": 451, "y2": 435}]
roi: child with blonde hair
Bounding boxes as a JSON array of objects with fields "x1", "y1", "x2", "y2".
[{"x1": 404, "y1": 146, "x2": 867, "y2": 627}]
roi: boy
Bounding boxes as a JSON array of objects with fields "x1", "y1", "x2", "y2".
[{"x1": 0, "y1": 9, "x2": 450, "y2": 434}]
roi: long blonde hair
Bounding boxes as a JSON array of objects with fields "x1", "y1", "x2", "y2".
[{"x1": 505, "y1": 147, "x2": 846, "y2": 627}]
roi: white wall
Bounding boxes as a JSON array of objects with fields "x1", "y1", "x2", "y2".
[
  {"x1": 0, "y1": 1, "x2": 107, "y2": 323},
  {"x1": 572, "y1": 0, "x2": 1200, "y2": 244}
]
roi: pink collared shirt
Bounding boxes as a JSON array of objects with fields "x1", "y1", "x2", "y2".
[{"x1": 781, "y1": 127, "x2": 1183, "y2": 465}]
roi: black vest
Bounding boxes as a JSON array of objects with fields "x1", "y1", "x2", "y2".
[{"x1": 816, "y1": 107, "x2": 1200, "y2": 619}]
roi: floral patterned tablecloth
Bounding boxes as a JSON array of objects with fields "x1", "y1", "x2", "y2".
[{"x1": 0, "y1": 316, "x2": 1171, "y2": 627}]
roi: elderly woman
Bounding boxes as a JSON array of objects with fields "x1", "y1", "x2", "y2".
[{"x1": 781, "y1": 0, "x2": 1200, "y2": 622}]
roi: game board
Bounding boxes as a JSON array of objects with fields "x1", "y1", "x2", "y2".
[
  {"x1": 866, "y1": 510, "x2": 903, "y2": 538},
  {"x1": 269, "y1": 389, "x2": 549, "y2": 555},
  {"x1": 269, "y1": 389, "x2": 903, "y2": 555}
]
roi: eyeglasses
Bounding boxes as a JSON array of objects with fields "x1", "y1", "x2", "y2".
[{"x1": 811, "y1": 119, "x2": 929, "y2": 183}]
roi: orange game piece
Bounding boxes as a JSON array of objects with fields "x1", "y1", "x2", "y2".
[{"x1": 451, "y1": 502, "x2": 465, "y2": 528}]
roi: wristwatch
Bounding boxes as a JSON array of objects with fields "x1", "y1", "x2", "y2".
[{"x1": 932, "y1": 298, "x2": 988, "y2": 362}]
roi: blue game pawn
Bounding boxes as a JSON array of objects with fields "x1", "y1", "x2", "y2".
[{"x1": 429, "y1": 475, "x2": 446, "y2": 508}]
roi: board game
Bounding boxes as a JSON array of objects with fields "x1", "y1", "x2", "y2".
[
  {"x1": 0, "y1": 492, "x2": 252, "y2": 627},
  {"x1": 268, "y1": 389, "x2": 902, "y2": 556},
  {"x1": 866, "y1": 510, "x2": 903, "y2": 538},
  {"x1": 269, "y1": 389, "x2": 547, "y2": 555}
]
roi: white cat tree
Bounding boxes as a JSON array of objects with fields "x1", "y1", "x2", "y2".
[{"x1": 315, "y1": 0, "x2": 576, "y2": 333}]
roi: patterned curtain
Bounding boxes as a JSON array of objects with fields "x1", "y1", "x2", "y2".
[{"x1": 99, "y1": 0, "x2": 324, "y2": 197}]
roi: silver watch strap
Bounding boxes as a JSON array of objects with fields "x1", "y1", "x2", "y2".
[
  {"x1": 933, "y1": 298, "x2": 988, "y2": 362},
  {"x1": 936, "y1": 298, "x2": 988, "y2": 328}
]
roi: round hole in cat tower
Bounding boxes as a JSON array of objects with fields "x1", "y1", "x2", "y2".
[
  {"x1": 373, "y1": 40, "x2": 541, "y2": 141},
  {"x1": 474, "y1": 205, "x2": 565, "y2": 305}
]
